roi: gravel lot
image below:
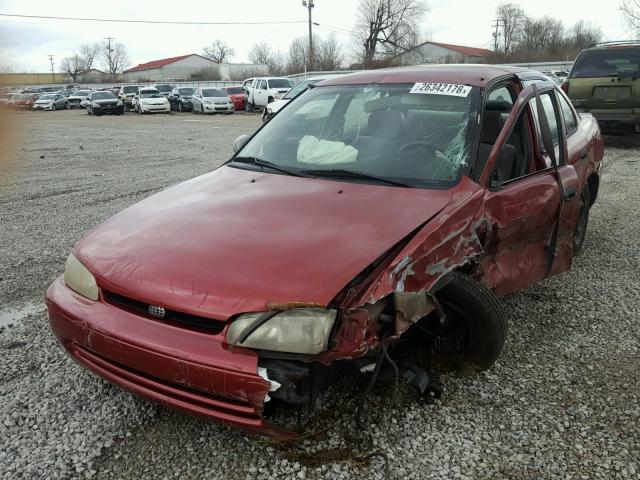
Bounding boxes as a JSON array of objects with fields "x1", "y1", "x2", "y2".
[{"x1": 1, "y1": 109, "x2": 638, "y2": 480}]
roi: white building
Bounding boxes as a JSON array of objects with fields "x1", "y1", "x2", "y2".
[
  {"x1": 123, "y1": 54, "x2": 267, "y2": 82},
  {"x1": 396, "y1": 42, "x2": 493, "y2": 65}
]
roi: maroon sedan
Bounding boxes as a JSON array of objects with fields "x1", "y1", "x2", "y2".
[
  {"x1": 224, "y1": 86, "x2": 246, "y2": 110},
  {"x1": 47, "y1": 65, "x2": 604, "y2": 437}
]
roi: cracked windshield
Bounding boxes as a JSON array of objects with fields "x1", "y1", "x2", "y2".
[{"x1": 240, "y1": 84, "x2": 480, "y2": 187}]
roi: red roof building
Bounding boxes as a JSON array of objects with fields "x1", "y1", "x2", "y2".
[{"x1": 394, "y1": 41, "x2": 494, "y2": 66}]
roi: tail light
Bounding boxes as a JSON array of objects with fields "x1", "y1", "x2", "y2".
[{"x1": 561, "y1": 81, "x2": 569, "y2": 94}]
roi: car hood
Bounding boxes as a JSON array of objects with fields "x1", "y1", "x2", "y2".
[
  {"x1": 75, "y1": 166, "x2": 452, "y2": 320},
  {"x1": 268, "y1": 99, "x2": 289, "y2": 113}
]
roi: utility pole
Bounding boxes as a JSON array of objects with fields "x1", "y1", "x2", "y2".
[
  {"x1": 492, "y1": 19, "x2": 505, "y2": 53},
  {"x1": 105, "y1": 36, "x2": 115, "y2": 77},
  {"x1": 48, "y1": 54, "x2": 56, "y2": 83},
  {"x1": 302, "y1": 0, "x2": 314, "y2": 72}
]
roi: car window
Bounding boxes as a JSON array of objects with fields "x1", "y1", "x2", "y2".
[
  {"x1": 558, "y1": 94, "x2": 577, "y2": 135},
  {"x1": 202, "y1": 89, "x2": 226, "y2": 97},
  {"x1": 571, "y1": 47, "x2": 640, "y2": 78},
  {"x1": 487, "y1": 86, "x2": 514, "y2": 107},
  {"x1": 529, "y1": 92, "x2": 560, "y2": 147},
  {"x1": 268, "y1": 79, "x2": 291, "y2": 89}
]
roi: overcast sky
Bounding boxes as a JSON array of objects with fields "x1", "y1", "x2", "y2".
[{"x1": 0, "y1": 0, "x2": 630, "y2": 72}]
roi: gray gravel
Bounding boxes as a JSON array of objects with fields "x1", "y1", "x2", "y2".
[{"x1": 1, "y1": 109, "x2": 638, "y2": 480}]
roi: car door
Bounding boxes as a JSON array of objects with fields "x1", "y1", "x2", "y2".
[
  {"x1": 254, "y1": 80, "x2": 267, "y2": 106},
  {"x1": 478, "y1": 83, "x2": 580, "y2": 296},
  {"x1": 192, "y1": 89, "x2": 201, "y2": 109}
]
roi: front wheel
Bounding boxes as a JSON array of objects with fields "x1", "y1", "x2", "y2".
[
  {"x1": 417, "y1": 272, "x2": 507, "y2": 372},
  {"x1": 51, "y1": 103, "x2": 56, "y2": 111},
  {"x1": 245, "y1": 102, "x2": 253, "y2": 112},
  {"x1": 178, "y1": 102, "x2": 183, "y2": 112},
  {"x1": 572, "y1": 184, "x2": 590, "y2": 255}
]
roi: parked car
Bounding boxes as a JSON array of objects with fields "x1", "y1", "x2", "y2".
[
  {"x1": 13, "y1": 93, "x2": 38, "y2": 109},
  {"x1": 244, "y1": 77, "x2": 293, "y2": 111},
  {"x1": 153, "y1": 83, "x2": 175, "y2": 98},
  {"x1": 67, "y1": 90, "x2": 91, "y2": 109},
  {"x1": 33, "y1": 93, "x2": 68, "y2": 111},
  {"x1": 133, "y1": 87, "x2": 171, "y2": 114},
  {"x1": 191, "y1": 87, "x2": 234, "y2": 114},
  {"x1": 262, "y1": 75, "x2": 340, "y2": 122},
  {"x1": 562, "y1": 40, "x2": 640, "y2": 133},
  {"x1": 224, "y1": 86, "x2": 246, "y2": 111},
  {"x1": 46, "y1": 65, "x2": 604, "y2": 438},
  {"x1": 168, "y1": 87, "x2": 195, "y2": 112},
  {"x1": 86, "y1": 90, "x2": 124, "y2": 116},
  {"x1": 118, "y1": 85, "x2": 140, "y2": 111}
]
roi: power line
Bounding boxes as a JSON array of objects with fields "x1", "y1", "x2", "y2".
[{"x1": 0, "y1": 13, "x2": 307, "y2": 26}]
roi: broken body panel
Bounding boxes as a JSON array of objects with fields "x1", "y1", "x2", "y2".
[{"x1": 46, "y1": 65, "x2": 604, "y2": 437}]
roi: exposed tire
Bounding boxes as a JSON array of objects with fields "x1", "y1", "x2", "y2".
[
  {"x1": 422, "y1": 272, "x2": 507, "y2": 372},
  {"x1": 178, "y1": 102, "x2": 183, "y2": 112},
  {"x1": 572, "y1": 183, "x2": 590, "y2": 255},
  {"x1": 51, "y1": 103, "x2": 56, "y2": 111},
  {"x1": 245, "y1": 102, "x2": 253, "y2": 112},
  {"x1": 201, "y1": 105, "x2": 204, "y2": 114}
]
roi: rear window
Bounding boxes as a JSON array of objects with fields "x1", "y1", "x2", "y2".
[{"x1": 571, "y1": 47, "x2": 640, "y2": 78}]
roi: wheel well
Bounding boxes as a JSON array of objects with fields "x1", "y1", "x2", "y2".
[{"x1": 587, "y1": 173, "x2": 599, "y2": 207}]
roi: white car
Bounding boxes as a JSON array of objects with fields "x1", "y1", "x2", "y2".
[
  {"x1": 262, "y1": 75, "x2": 342, "y2": 122},
  {"x1": 244, "y1": 77, "x2": 293, "y2": 111},
  {"x1": 191, "y1": 88, "x2": 234, "y2": 114},
  {"x1": 132, "y1": 88, "x2": 171, "y2": 114},
  {"x1": 67, "y1": 90, "x2": 91, "y2": 109}
]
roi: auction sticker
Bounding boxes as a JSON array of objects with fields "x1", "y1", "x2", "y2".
[{"x1": 410, "y1": 83, "x2": 472, "y2": 97}]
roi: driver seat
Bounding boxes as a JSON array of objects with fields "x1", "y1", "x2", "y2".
[{"x1": 352, "y1": 109, "x2": 407, "y2": 165}]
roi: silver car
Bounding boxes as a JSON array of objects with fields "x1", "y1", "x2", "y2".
[
  {"x1": 191, "y1": 88, "x2": 234, "y2": 114},
  {"x1": 33, "y1": 93, "x2": 68, "y2": 111}
]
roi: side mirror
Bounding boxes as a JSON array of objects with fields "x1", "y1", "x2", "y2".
[{"x1": 232, "y1": 134, "x2": 251, "y2": 153}]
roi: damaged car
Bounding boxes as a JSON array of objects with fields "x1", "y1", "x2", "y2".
[{"x1": 46, "y1": 65, "x2": 604, "y2": 438}]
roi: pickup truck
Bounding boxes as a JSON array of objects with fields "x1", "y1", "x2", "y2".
[{"x1": 243, "y1": 77, "x2": 293, "y2": 112}]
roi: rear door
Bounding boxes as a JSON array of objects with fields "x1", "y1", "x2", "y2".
[
  {"x1": 479, "y1": 84, "x2": 579, "y2": 295},
  {"x1": 568, "y1": 46, "x2": 640, "y2": 115}
]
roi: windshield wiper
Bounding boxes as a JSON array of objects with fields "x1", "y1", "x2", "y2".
[
  {"x1": 227, "y1": 156, "x2": 304, "y2": 177},
  {"x1": 302, "y1": 168, "x2": 411, "y2": 187}
]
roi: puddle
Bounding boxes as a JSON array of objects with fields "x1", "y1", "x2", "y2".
[{"x1": 0, "y1": 303, "x2": 43, "y2": 328}]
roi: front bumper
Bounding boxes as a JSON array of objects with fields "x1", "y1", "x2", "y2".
[
  {"x1": 140, "y1": 104, "x2": 170, "y2": 113},
  {"x1": 203, "y1": 103, "x2": 234, "y2": 113},
  {"x1": 93, "y1": 105, "x2": 124, "y2": 115},
  {"x1": 33, "y1": 104, "x2": 52, "y2": 111},
  {"x1": 46, "y1": 277, "x2": 290, "y2": 437}
]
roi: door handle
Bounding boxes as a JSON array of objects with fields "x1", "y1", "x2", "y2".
[
  {"x1": 564, "y1": 186, "x2": 578, "y2": 200},
  {"x1": 580, "y1": 149, "x2": 588, "y2": 160}
]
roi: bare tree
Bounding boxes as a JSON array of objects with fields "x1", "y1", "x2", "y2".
[
  {"x1": 569, "y1": 20, "x2": 603, "y2": 49},
  {"x1": 248, "y1": 42, "x2": 286, "y2": 75},
  {"x1": 315, "y1": 34, "x2": 344, "y2": 70},
  {"x1": 287, "y1": 37, "x2": 309, "y2": 74},
  {"x1": 202, "y1": 39, "x2": 235, "y2": 63},
  {"x1": 496, "y1": 2, "x2": 526, "y2": 53},
  {"x1": 248, "y1": 42, "x2": 273, "y2": 65},
  {"x1": 79, "y1": 42, "x2": 100, "y2": 70},
  {"x1": 621, "y1": 0, "x2": 640, "y2": 34},
  {"x1": 100, "y1": 41, "x2": 130, "y2": 78},
  {"x1": 354, "y1": 0, "x2": 428, "y2": 68},
  {"x1": 60, "y1": 55, "x2": 86, "y2": 82}
]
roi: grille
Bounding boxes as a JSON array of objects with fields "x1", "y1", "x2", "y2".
[{"x1": 103, "y1": 291, "x2": 225, "y2": 334}]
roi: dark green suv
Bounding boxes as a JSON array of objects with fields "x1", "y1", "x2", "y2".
[{"x1": 563, "y1": 41, "x2": 640, "y2": 133}]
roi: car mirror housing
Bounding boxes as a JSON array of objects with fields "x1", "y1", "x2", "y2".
[{"x1": 232, "y1": 134, "x2": 251, "y2": 153}]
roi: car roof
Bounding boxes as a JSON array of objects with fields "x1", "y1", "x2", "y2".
[{"x1": 321, "y1": 64, "x2": 533, "y2": 88}]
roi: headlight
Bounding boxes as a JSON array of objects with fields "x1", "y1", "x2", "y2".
[
  {"x1": 226, "y1": 308, "x2": 337, "y2": 354},
  {"x1": 63, "y1": 253, "x2": 98, "y2": 300}
]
